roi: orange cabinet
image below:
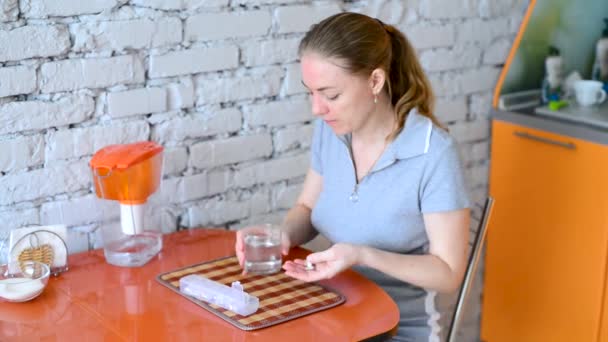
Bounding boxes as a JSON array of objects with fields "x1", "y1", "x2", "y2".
[{"x1": 481, "y1": 120, "x2": 608, "y2": 342}]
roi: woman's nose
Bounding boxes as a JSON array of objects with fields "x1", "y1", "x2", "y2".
[{"x1": 311, "y1": 95, "x2": 328, "y2": 116}]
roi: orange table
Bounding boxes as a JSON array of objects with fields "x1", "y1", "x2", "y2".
[{"x1": 0, "y1": 229, "x2": 399, "y2": 341}]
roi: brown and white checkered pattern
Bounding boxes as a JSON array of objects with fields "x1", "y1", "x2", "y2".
[{"x1": 157, "y1": 256, "x2": 345, "y2": 330}]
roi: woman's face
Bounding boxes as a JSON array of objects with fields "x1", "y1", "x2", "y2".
[{"x1": 300, "y1": 53, "x2": 375, "y2": 135}]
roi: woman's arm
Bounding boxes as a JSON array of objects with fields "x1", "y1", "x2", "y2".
[
  {"x1": 281, "y1": 168, "x2": 323, "y2": 246},
  {"x1": 284, "y1": 208, "x2": 470, "y2": 293},
  {"x1": 359, "y1": 209, "x2": 470, "y2": 293}
]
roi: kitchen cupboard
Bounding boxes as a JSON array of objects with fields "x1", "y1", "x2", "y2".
[{"x1": 481, "y1": 119, "x2": 608, "y2": 342}]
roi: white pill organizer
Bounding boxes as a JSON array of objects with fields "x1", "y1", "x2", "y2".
[{"x1": 179, "y1": 274, "x2": 259, "y2": 316}]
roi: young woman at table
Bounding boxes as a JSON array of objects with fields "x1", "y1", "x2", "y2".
[{"x1": 235, "y1": 12, "x2": 471, "y2": 342}]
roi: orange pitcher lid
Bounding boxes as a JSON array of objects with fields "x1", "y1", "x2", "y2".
[{"x1": 90, "y1": 141, "x2": 163, "y2": 170}]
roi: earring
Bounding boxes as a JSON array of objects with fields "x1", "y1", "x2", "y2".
[{"x1": 373, "y1": 94, "x2": 378, "y2": 104}]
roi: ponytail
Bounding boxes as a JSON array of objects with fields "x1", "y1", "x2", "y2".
[{"x1": 383, "y1": 24, "x2": 443, "y2": 140}]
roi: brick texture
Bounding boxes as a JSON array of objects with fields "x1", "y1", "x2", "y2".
[
  {"x1": 0, "y1": 25, "x2": 70, "y2": 62},
  {"x1": 0, "y1": 66, "x2": 37, "y2": 98},
  {"x1": 0, "y1": 95, "x2": 94, "y2": 135},
  {"x1": 20, "y1": 0, "x2": 119, "y2": 17},
  {"x1": 40, "y1": 55, "x2": 144, "y2": 93}
]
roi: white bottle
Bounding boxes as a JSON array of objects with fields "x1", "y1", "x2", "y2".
[
  {"x1": 541, "y1": 46, "x2": 563, "y2": 104},
  {"x1": 591, "y1": 18, "x2": 608, "y2": 87}
]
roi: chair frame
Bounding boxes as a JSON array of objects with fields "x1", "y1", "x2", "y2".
[{"x1": 446, "y1": 197, "x2": 495, "y2": 342}]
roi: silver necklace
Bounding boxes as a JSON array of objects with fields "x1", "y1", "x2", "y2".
[{"x1": 349, "y1": 141, "x2": 388, "y2": 203}]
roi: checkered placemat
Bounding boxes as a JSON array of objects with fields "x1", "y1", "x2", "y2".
[{"x1": 156, "y1": 256, "x2": 345, "y2": 331}]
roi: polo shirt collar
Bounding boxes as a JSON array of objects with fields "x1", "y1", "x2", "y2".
[
  {"x1": 337, "y1": 109, "x2": 434, "y2": 173},
  {"x1": 390, "y1": 109, "x2": 433, "y2": 160},
  {"x1": 373, "y1": 109, "x2": 433, "y2": 173}
]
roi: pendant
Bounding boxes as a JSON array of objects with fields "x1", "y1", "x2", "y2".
[{"x1": 349, "y1": 184, "x2": 359, "y2": 202}]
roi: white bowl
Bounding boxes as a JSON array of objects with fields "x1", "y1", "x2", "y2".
[{"x1": 0, "y1": 261, "x2": 50, "y2": 302}]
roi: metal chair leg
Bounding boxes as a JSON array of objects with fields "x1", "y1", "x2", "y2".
[{"x1": 446, "y1": 197, "x2": 495, "y2": 342}]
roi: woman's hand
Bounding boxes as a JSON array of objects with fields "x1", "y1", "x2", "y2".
[
  {"x1": 282, "y1": 243, "x2": 362, "y2": 282},
  {"x1": 235, "y1": 225, "x2": 292, "y2": 274}
]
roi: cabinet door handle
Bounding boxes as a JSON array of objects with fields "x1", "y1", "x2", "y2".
[{"x1": 513, "y1": 131, "x2": 576, "y2": 150}]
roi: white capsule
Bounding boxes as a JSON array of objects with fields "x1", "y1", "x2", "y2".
[{"x1": 305, "y1": 260, "x2": 315, "y2": 271}]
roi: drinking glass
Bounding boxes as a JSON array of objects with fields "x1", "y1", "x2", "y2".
[{"x1": 243, "y1": 224, "x2": 282, "y2": 275}]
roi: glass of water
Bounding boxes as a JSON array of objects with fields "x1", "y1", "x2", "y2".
[{"x1": 243, "y1": 224, "x2": 282, "y2": 275}]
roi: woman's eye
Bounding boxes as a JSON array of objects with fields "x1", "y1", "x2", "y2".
[{"x1": 327, "y1": 94, "x2": 340, "y2": 101}]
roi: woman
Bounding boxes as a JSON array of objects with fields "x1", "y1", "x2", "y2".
[{"x1": 236, "y1": 12, "x2": 470, "y2": 341}]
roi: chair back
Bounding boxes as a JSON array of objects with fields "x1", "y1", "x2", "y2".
[{"x1": 446, "y1": 197, "x2": 495, "y2": 342}]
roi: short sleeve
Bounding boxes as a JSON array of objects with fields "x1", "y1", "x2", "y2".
[
  {"x1": 420, "y1": 140, "x2": 471, "y2": 213},
  {"x1": 310, "y1": 118, "x2": 324, "y2": 175}
]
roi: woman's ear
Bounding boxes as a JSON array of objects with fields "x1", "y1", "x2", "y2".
[{"x1": 369, "y1": 68, "x2": 386, "y2": 95}]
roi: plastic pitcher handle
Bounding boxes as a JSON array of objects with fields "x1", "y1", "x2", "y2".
[{"x1": 598, "y1": 89, "x2": 607, "y2": 104}]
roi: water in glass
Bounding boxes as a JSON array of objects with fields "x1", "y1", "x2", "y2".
[{"x1": 244, "y1": 227, "x2": 282, "y2": 275}]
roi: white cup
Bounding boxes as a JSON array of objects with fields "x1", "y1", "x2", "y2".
[{"x1": 574, "y1": 80, "x2": 607, "y2": 106}]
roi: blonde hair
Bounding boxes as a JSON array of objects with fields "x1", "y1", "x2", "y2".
[{"x1": 299, "y1": 12, "x2": 442, "y2": 140}]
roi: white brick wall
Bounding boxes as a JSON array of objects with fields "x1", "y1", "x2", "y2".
[
  {"x1": 274, "y1": 183, "x2": 302, "y2": 210},
  {"x1": 181, "y1": 170, "x2": 231, "y2": 202},
  {"x1": 233, "y1": 0, "x2": 299, "y2": 6},
  {"x1": 483, "y1": 37, "x2": 512, "y2": 65},
  {"x1": 436, "y1": 97, "x2": 468, "y2": 123},
  {"x1": 233, "y1": 153, "x2": 309, "y2": 188},
  {"x1": 40, "y1": 55, "x2": 145, "y2": 93},
  {"x1": 460, "y1": 67, "x2": 501, "y2": 94},
  {"x1": 274, "y1": 124, "x2": 314, "y2": 152},
  {"x1": 20, "y1": 0, "x2": 120, "y2": 18},
  {"x1": 0, "y1": 1, "x2": 529, "y2": 339},
  {"x1": 420, "y1": 45, "x2": 482, "y2": 72},
  {"x1": 406, "y1": 24, "x2": 456, "y2": 50},
  {"x1": 0, "y1": 135, "x2": 44, "y2": 172},
  {"x1": 40, "y1": 195, "x2": 113, "y2": 227},
  {"x1": 0, "y1": 95, "x2": 94, "y2": 135},
  {"x1": 479, "y1": 0, "x2": 524, "y2": 18},
  {"x1": 365, "y1": 0, "x2": 416, "y2": 25},
  {"x1": 163, "y1": 147, "x2": 188, "y2": 175},
  {"x1": 0, "y1": 161, "x2": 90, "y2": 206},
  {"x1": 458, "y1": 18, "x2": 511, "y2": 45},
  {"x1": 107, "y1": 87, "x2": 167, "y2": 118},
  {"x1": 152, "y1": 109, "x2": 242, "y2": 143},
  {"x1": 190, "y1": 134, "x2": 273, "y2": 169},
  {"x1": 420, "y1": 0, "x2": 477, "y2": 19},
  {"x1": 450, "y1": 119, "x2": 491, "y2": 143},
  {"x1": 185, "y1": 11, "x2": 272, "y2": 41},
  {"x1": 470, "y1": 92, "x2": 493, "y2": 118},
  {"x1": 0, "y1": 25, "x2": 70, "y2": 62},
  {"x1": 276, "y1": 4, "x2": 342, "y2": 34},
  {"x1": 45, "y1": 121, "x2": 150, "y2": 162},
  {"x1": 244, "y1": 98, "x2": 312, "y2": 127},
  {"x1": 242, "y1": 38, "x2": 300, "y2": 67},
  {"x1": 130, "y1": 0, "x2": 228, "y2": 11},
  {"x1": 188, "y1": 189, "x2": 271, "y2": 227},
  {"x1": 149, "y1": 46, "x2": 239, "y2": 78},
  {"x1": 71, "y1": 18, "x2": 182, "y2": 52},
  {"x1": 0, "y1": 0, "x2": 18, "y2": 22},
  {"x1": 281, "y1": 63, "x2": 308, "y2": 96},
  {"x1": 0, "y1": 208, "x2": 39, "y2": 230},
  {"x1": 0, "y1": 65, "x2": 37, "y2": 97},
  {"x1": 167, "y1": 80, "x2": 195, "y2": 110},
  {"x1": 195, "y1": 67, "x2": 282, "y2": 104}
]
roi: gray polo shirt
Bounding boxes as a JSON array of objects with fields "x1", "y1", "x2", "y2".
[{"x1": 310, "y1": 110, "x2": 470, "y2": 342}]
